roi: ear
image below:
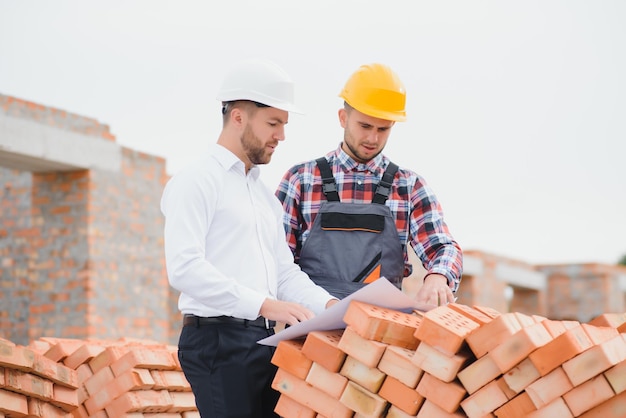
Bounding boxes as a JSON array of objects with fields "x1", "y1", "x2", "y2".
[
  {"x1": 230, "y1": 107, "x2": 247, "y2": 129},
  {"x1": 338, "y1": 108, "x2": 348, "y2": 128}
]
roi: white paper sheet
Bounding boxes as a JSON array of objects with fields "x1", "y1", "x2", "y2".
[{"x1": 257, "y1": 278, "x2": 435, "y2": 346}]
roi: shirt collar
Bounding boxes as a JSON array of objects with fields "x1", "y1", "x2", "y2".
[
  {"x1": 211, "y1": 143, "x2": 261, "y2": 180},
  {"x1": 332, "y1": 143, "x2": 386, "y2": 175}
]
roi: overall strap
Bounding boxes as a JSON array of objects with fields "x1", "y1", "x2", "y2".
[
  {"x1": 372, "y1": 161, "x2": 399, "y2": 204},
  {"x1": 315, "y1": 157, "x2": 340, "y2": 202}
]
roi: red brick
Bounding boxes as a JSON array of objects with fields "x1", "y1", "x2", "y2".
[
  {"x1": 305, "y1": 362, "x2": 348, "y2": 399},
  {"x1": 416, "y1": 372, "x2": 466, "y2": 413},
  {"x1": 51, "y1": 384, "x2": 79, "y2": 412},
  {"x1": 563, "y1": 374, "x2": 615, "y2": 416},
  {"x1": 447, "y1": 303, "x2": 494, "y2": 325},
  {"x1": 587, "y1": 312, "x2": 626, "y2": 329},
  {"x1": 339, "y1": 355, "x2": 386, "y2": 393},
  {"x1": 471, "y1": 305, "x2": 502, "y2": 319},
  {"x1": 339, "y1": 380, "x2": 388, "y2": 417},
  {"x1": 493, "y1": 392, "x2": 537, "y2": 418},
  {"x1": 562, "y1": 334, "x2": 626, "y2": 386},
  {"x1": 581, "y1": 323, "x2": 619, "y2": 345},
  {"x1": 83, "y1": 365, "x2": 115, "y2": 397},
  {"x1": 31, "y1": 353, "x2": 78, "y2": 388},
  {"x1": 525, "y1": 397, "x2": 574, "y2": 418},
  {"x1": 577, "y1": 390, "x2": 626, "y2": 418},
  {"x1": 169, "y1": 391, "x2": 197, "y2": 412},
  {"x1": 411, "y1": 342, "x2": 474, "y2": 383},
  {"x1": 271, "y1": 338, "x2": 312, "y2": 380},
  {"x1": 344, "y1": 300, "x2": 421, "y2": 349},
  {"x1": 525, "y1": 367, "x2": 573, "y2": 408},
  {"x1": 274, "y1": 393, "x2": 316, "y2": 418},
  {"x1": 63, "y1": 344, "x2": 106, "y2": 370},
  {"x1": 377, "y1": 345, "x2": 423, "y2": 388},
  {"x1": 0, "y1": 387, "x2": 28, "y2": 417},
  {"x1": 272, "y1": 368, "x2": 353, "y2": 418},
  {"x1": 379, "y1": 375, "x2": 425, "y2": 415},
  {"x1": 489, "y1": 322, "x2": 553, "y2": 373},
  {"x1": 42, "y1": 339, "x2": 84, "y2": 363},
  {"x1": 414, "y1": 305, "x2": 480, "y2": 356},
  {"x1": 27, "y1": 397, "x2": 73, "y2": 418},
  {"x1": 150, "y1": 369, "x2": 188, "y2": 391},
  {"x1": 301, "y1": 330, "x2": 346, "y2": 373},
  {"x1": 416, "y1": 399, "x2": 466, "y2": 417},
  {"x1": 603, "y1": 358, "x2": 626, "y2": 394},
  {"x1": 89, "y1": 346, "x2": 128, "y2": 374}
]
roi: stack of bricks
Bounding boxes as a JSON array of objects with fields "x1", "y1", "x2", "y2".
[
  {"x1": 1, "y1": 336, "x2": 199, "y2": 417},
  {"x1": 270, "y1": 300, "x2": 626, "y2": 417}
]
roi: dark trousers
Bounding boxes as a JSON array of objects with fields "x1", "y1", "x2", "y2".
[{"x1": 178, "y1": 322, "x2": 279, "y2": 418}]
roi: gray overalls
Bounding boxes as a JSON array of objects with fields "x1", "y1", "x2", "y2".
[{"x1": 297, "y1": 157, "x2": 405, "y2": 299}]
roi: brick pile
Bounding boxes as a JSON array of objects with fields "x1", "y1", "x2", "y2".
[
  {"x1": 270, "y1": 300, "x2": 626, "y2": 417},
  {"x1": 0, "y1": 336, "x2": 199, "y2": 417}
]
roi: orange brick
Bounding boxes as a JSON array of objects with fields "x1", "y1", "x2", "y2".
[
  {"x1": 83, "y1": 365, "x2": 115, "y2": 397},
  {"x1": 271, "y1": 339, "x2": 312, "y2": 380},
  {"x1": 447, "y1": 303, "x2": 494, "y2": 325},
  {"x1": 526, "y1": 397, "x2": 574, "y2": 418},
  {"x1": 89, "y1": 346, "x2": 128, "y2": 374},
  {"x1": 416, "y1": 399, "x2": 466, "y2": 417},
  {"x1": 31, "y1": 353, "x2": 78, "y2": 388},
  {"x1": 501, "y1": 357, "x2": 541, "y2": 393},
  {"x1": 416, "y1": 372, "x2": 466, "y2": 413},
  {"x1": 110, "y1": 349, "x2": 177, "y2": 376},
  {"x1": 305, "y1": 362, "x2": 348, "y2": 399},
  {"x1": 459, "y1": 379, "x2": 508, "y2": 417},
  {"x1": 337, "y1": 326, "x2": 387, "y2": 368},
  {"x1": 587, "y1": 312, "x2": 626, "y2": 329},
  {"x1": 581, "y1": 323, "x2": 619, "y2": 345},
  {"x1": 343, "y1": 300, "x2": 421, "y2": 349},
  {"x1": 169, "y1": 391, "x2": 197, "y2": 412},
  {"x1": 563, "y1": 374, "x2": 615, "y2": 416},
  {"x1": 182, "y1": 412, "x2": 201, "y2": 418},
  {"x1": 525, "y1": 367, "x2": 573, "y2": 408},
  {"x1": 63, "y1": 344, "x2": 106, "y2": 370},
  {"x1": 27, "y1": 397, "x2": 73, "y2": 418},
  {"x1": 104, "y1": 390, "x2": 174, "y2": 416},
  {"x1": 0, "y1": 340, "x2": 35, "y2": 371},
  {"x1": 379, "y1": 375, "x2": 425, "y2": 415},
  {"x1": 339, "y1": 355, "x2": 386, "y2": 393},
  {"x1": 378, "y1": 345, "x2": 423, "y2": 388},
  {"x1": 490, "y1": 322, "x2": 553, "y2": 373},
  {"x1": 603, "y1": 358, "x2": 626, "y2": 394},
  {"x1": 411, "y1": 342, "x2": 474, "y2": 383},
  {"x1": 457, "y1": 352, "x2": 501, "y2": 394},
  {"x1": 339, "y1": 380, "x2": 388, "y2": 417},
  {"x1": 414, "y1": 305, "x2": 480, "y2": 356},
  {"x1": 43, "y1": 339, "x2": 84, "y2": 363},
  {"x1": 84, "y1": 368, "x2": 154, "y2": 414},
  {"x1": 51, "y1": 384, "x2": 79, "y2": 412},
  {"x1": 528, "y1": 324, "x2": 594, "y2": 376},
  {"x1": 539, "y1": 319, "x2": 570, "y2": 338},
  {"x1": 272, "y1": 368, "x2": 353, "y2": 418},
  {"x1": 495, "y1": 376, "x2": 517, "y2": 400},
  {"x1": 301, "y1": 330, "x2": 346, "y2": 373},
  {"x1": 471, "y1": 305, "x2": 502, "y2": 319},
  {"x1": 386, "y1": 404, "x2": 421, "y2": 418},
  {"x1": 493, "y1": 392, "x2": 537, "y2": 418},
  {"x1": 3, "y1": 368, "x2": 54, "y2": 401},
  {"x1": 562, "y1": 334, "x2": 626, "y2": 386},
  {"x1": 274, "y1": 393, "x2": 316, "y2": 418},
  {"x1": 150, "y1": 369, "x2": 188, "y2": 391},
  {"x1": 465, "y1": 313, "x2": 523, "y2": 358},
  {"x1": 577, "y1": 390, "x2": 626, "y2": 418},
  {"x1": 0, "y1": 388, "x2": 28, "y2": 416}
]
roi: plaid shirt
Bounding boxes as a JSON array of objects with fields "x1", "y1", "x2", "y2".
[{"x1": 275, "y1": 144, "x2": 463, "y2": 291}]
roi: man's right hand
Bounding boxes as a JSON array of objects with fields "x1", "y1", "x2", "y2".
[{"x1": 259, "y1": 299, "x2": 315, "y2": 326}]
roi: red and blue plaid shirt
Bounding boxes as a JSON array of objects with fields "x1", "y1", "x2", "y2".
[{"x1": 275, "y1": 144, "x2": 463, "y2": 291}]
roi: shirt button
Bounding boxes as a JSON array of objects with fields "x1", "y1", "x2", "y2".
[{"x1": 357, "y1": 180, "x2": 362, "y2": 185}]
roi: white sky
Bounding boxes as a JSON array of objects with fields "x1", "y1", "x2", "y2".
[{"x1": 1, "y1": 1, "x2": 625, "y2": 266}]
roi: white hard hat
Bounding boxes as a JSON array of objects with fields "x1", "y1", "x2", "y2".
[{"x1": 216, "y1": 59, "x2": 303, "y2": 114}]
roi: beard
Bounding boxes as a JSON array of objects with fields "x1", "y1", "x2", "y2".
[
  {"x1": 241, "y1": 124, "x2": 272, "y2": 166},
  {"x1": 343, "y1": 129, "x2": 382, "y2": 163}
]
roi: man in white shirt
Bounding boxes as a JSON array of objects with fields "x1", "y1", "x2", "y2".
[{"x1": 161, "y1": 59, "x2": 338, "y2": 417}]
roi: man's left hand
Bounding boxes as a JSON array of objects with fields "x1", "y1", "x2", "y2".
[{"x1": 413, "y1": 273, "x2": 455, "y2": 306}]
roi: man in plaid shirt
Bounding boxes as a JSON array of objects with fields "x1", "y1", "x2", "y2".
[{"x1": 275, "y1": 63, "x2": 463, "y2": 305}]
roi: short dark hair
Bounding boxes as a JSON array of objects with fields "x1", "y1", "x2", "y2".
[{"x1": 221, "y1": 100, "x2": 269, "y2": 125}]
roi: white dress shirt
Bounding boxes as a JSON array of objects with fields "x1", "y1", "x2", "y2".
[{"x1": 161, "y1": 144, "x2": 333, "y2": 320}]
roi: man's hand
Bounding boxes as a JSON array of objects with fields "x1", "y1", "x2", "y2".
[
  {"x1": 413, "y1": 273, "x2": 455, "y2": 306},
  {"x1": 259, "y1": 299, "x2": 315, "y2": 326}
]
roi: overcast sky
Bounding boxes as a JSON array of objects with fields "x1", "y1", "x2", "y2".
[{"x1": 1, "y1": 1, "x2": 625, "y2": 266}]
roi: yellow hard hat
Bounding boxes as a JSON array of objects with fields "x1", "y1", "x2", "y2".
[{"x1": 339, "y1": 63, "x2": 406, "y2": 122}]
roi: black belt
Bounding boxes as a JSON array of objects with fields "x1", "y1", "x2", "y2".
[{"x1": 183, "y1": 314, "x2": 275, "y2": 330}]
